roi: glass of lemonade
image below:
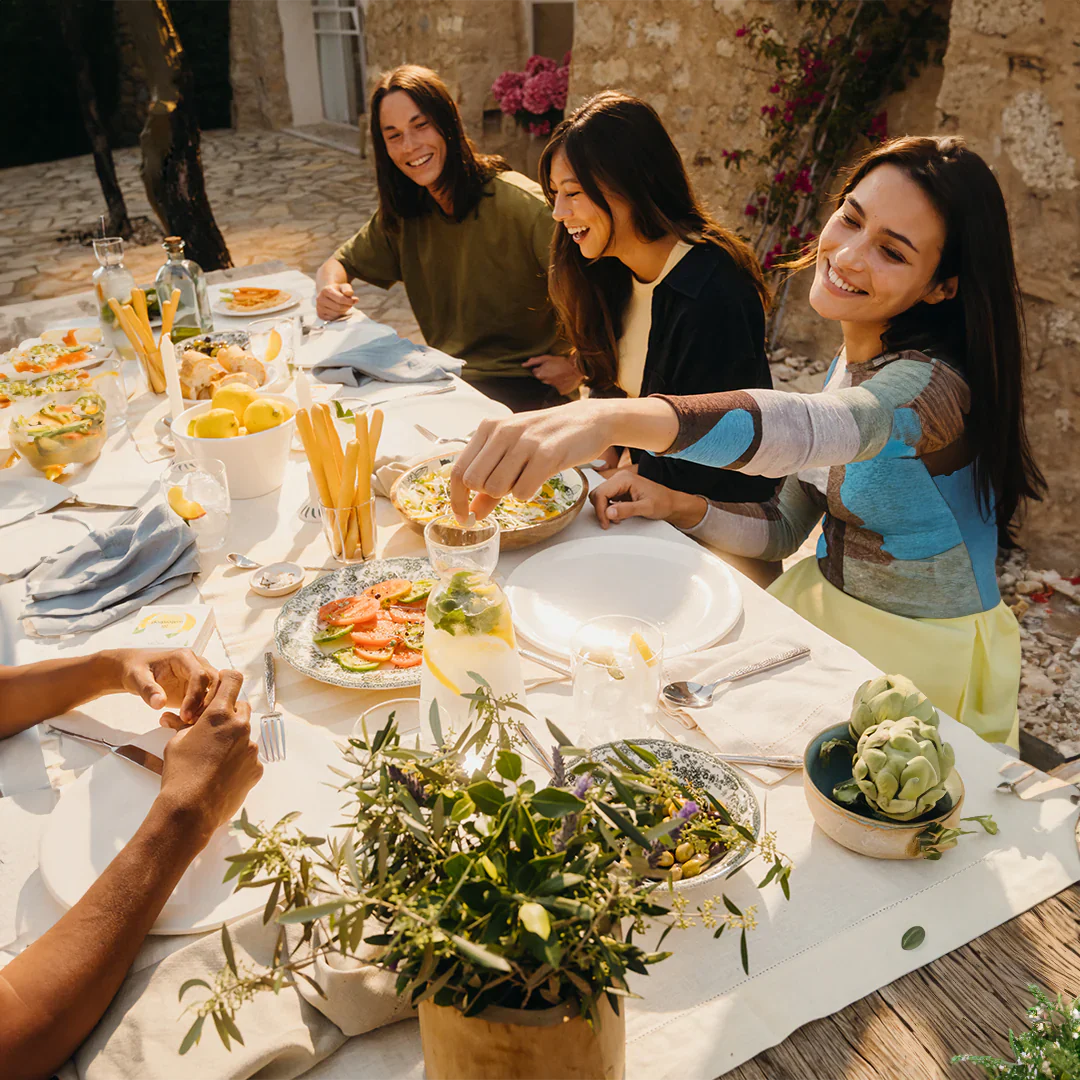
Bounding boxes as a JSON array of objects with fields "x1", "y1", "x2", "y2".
[
  {"x1": 419, "y1": 515, "x2": 525, "y2": 740},
  {"x1": 160, "y1": 458, "x2": 231, "y2": 553},
  {"x1": 571, "y1": 615, "x2": 665, "y2": 745}
]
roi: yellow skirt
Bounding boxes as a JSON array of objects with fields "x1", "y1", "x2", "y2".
[{"x1": 768, "y1": 557, "x2": 1020, "y2": 748}]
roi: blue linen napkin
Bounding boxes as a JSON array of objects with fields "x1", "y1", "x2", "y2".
[
  {"x1": 23, "y1": 502, "x2": 199, "y2": 636},
  {"x1": 311, "y1": 319, "x2": 464, "y2": 388}
]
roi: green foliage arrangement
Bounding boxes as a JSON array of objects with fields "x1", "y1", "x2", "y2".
[
  {"x1": 721, "y1": 0, "x2": 949, "y2": 330},
  {"x1": 177, "y1": 680, "x2": 793, "y2": 1053},
  {"x1": 954, "y1": 984, "x2": 1080, "y2": 1079}
]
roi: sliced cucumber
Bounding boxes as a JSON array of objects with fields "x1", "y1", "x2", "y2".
[
  {"x1": 400, "y1": 623, "x2": 425, "y2": 651},
  {"x1": 399, "y1": 580, "x2": 434, "y2": 604},
  {"x1": 314, "y1": 624, "x2": 354, "y2": 645},
  {"x1": 332, "y1": 649, "x2": 380, "y2": 673}
]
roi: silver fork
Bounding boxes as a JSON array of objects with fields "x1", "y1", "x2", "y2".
[
  {"x1": 258, "y1": 651, "x2": 286, "y2": 762},
  {"x1": 415, "y1": 423, "x2": 478, "y2": 445}
]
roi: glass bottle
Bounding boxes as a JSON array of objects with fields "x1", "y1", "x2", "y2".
[
  {"x1": 154, "y1": 236, "x2": 213, "y2": 337},
  {"x1": 92, "y1": 237, "x2": 136, "y2": 359},
  {"x1": 420, "y1": 515, "x2": 526, "y2": 739}
]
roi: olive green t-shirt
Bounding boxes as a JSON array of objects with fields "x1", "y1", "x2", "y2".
[{"x1": 334, "y1": 171, "x2": 561, "y2": 382}]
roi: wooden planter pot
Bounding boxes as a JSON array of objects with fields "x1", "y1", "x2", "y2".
[{"x1": 419, "y1": 995, "x2": 625, "y2": 1080}]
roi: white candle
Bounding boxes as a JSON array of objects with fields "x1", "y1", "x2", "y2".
[
  {"x1": 294, "y1": 369, "x2": 313, "y2": 413},
  {"x1": 160, "y1": 335, "x2": 185, "y2": 422}
]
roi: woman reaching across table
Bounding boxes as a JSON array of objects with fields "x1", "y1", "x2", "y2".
[
  {"x1": 450, "y1": 136, "x2": 1044, "y2": 747},
  {"x1": 540, "y1": 91, "x2": 781, "y2": 585}
]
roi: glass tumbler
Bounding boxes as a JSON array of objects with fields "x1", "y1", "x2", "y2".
[
  {"x1": 161, "y1": 458, "x2": 231, "y2": 553},
  {"x1": 570, "y1": 615, "x2": 665, "y2": 745}
]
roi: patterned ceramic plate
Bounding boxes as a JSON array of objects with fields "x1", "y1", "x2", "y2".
[
  {"x1": 591, "y1": 737, "x2": 762, "y2": 890},
  {"x1": 274, "y1": 556, "x2": 433, "y2": 690}
]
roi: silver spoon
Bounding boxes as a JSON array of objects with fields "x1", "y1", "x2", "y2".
[
  {"x1": 662, "y1": 645, "x2": 811, "y2": 709},
  {"x1": 415, "y1": 423, "x2": 478, "y2": 445}
]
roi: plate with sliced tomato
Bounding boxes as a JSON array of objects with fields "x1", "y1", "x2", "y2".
[{"x1": 274, "y1": 557, "x2": 434, "y2": 689}]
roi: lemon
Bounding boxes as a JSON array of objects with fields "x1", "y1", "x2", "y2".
[
  {"x1": 192, "y1": 408, "x2": 239, "y2": 439},
  {"x1": 243, "y1": 397, "x2": 286, "y2": 433},
  {"x1": 630, "y1": 631, "x2": 658, "y2": 667},
  {"x1": 211, "y1": 382, "x2": 259, "y2": 423},
  {"x1": 264, "y1": 328, "x2": 282, "y2": 363},
  {"x1": 167, "y1": 486, "x2": 206, "y2": 521},
  {"x1": 423, "y1": 652, "x2": 460, "y2": 695}
]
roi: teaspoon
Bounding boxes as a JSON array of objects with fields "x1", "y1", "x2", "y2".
[{"x1": 662, "y1": 646, "x2": 811, "y2": 709}]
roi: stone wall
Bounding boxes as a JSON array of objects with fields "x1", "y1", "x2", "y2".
[
  {"x1": 229, "y1": 0, "x2": 294, "y2": 130},
  {"x1": 363, "y1": 0, "x2": 528, "y2": 146},
  {"x1": 936, "y1": 0, "x2": 1080, "y2": 568}
]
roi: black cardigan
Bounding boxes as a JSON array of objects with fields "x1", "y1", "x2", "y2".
[{"x1": 628, "y1": 243, "x2": 780, "y2": 504}]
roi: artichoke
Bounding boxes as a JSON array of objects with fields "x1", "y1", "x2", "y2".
[
  {"x1": 845, "y1": 715, "x2": 956, "y2": 822},
  {"x1": 849, "y1": 673, "x2": 937, "y2": 740}
]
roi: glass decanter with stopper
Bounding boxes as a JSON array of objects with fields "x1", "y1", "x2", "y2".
[
  {"x1": 92, "y1": 237, "x2": 136, "y2": 358},
  {"x1": 154, "y1": 236, "x2": 213, "y2": 337},
  {"x1": 419, "y1": 515, "x2": 526, "y2": 738}
]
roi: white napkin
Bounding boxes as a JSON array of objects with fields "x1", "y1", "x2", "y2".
[
  {"x1": 656, "y1": 633, "x2": 876, "y2": 784},
  {"x1": 0, "y1": 476, "x2": 69, "y2": 528}
]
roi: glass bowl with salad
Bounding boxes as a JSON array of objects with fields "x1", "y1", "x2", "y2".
[{"x1": 9, "y1": 392, "x2": 108, "y2": 474}]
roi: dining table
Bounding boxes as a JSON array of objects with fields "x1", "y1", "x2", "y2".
[{"x1": 1, "y1": 265, "x2": 1078, "y2": 1080}]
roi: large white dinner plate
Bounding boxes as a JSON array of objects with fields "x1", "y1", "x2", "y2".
[
  {"x1": 210, "y1": 286, "x2": 299, "y2": 318},
  {"x1": 504, "y1": 535, "x2": 743, "y2": 659},
  {"x1": 39, "y1": 720, "x2": 350, "y2": 935}
]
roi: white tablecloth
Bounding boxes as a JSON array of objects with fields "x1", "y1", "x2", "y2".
[{"x1": 1, "y1": 270, "x2": 1077, "y2": 1080}]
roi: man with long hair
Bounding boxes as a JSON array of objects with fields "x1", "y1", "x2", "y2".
[{"x1": 315, "y1": 65, "x2": 579, "y2": 411}]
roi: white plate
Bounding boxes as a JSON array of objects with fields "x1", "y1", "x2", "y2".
[
  {"x1": 0, "y1": 343, "x2": 110, "y2": 383},
  {"x1": 504, "y1": 535, "x2": 743, "y2": 660},
  {"x1": 39, "y1": 720, "x2": 349, "y2": 935},
  {"x1": 210, "y1": 287, "x2": 299, "y2": 318}
]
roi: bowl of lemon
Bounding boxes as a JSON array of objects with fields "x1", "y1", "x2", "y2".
[{"x1": 171, "y1": 381, "x2": 297, "y2": 499}]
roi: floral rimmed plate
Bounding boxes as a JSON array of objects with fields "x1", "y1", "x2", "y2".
[
  {"x1": 274, "y1": 556, "x2": 433, "y2": 690},
  {"x1": 590, "y1": 738, "x2": 762, "y2": 890}
]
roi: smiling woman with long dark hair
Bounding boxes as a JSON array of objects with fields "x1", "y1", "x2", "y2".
[
  {"x1": 314, "y1": 65, "x2": 577, "y2": 411},
  {"x1": 538, "y1": 91, "x2": 781, "y2": 582},
  {"x1": 450, "y1": 135, "x2": 1045, "y2": 746}
]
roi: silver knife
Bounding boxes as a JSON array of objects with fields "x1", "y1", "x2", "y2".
[{"x1": 48, "y1": 726, "x2": 164, "y2": 776}]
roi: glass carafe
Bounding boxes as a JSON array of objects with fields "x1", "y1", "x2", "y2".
[
  {"x1": 420, "y1": 515, "x2": 526, "y2": 739},
  {"x1": 154, "y1": 236, "x2": 213, "y2": 337},
  {"x1": 92, "y1": 237, "x2": 136, "y2": 359}
]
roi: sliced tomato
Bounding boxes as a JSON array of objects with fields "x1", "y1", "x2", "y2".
[
  {"x1": 353, "y1": 645, "x2": 395, "y2": 663},
  {"x1": 388, "y1": 647, "x2": 423, "y2": 668},
  {"x1": 318, "y1": 596, "x2": 359, "y2": 622},
  {"x1": 63, "y1": 329, "x2": 79, "y2": 347},
  {"x1": 327, "y1": 596, "x2": 380, "y2": 626},
  {"x1": 350, "y1": 625, "x2": 400, "y2": 649},
  {"x1": 362, "y1": 578, "x2": 413, "y2": 603},
  {"x1": 388, "y1": 605, "x2": 425, "y2": 624}
]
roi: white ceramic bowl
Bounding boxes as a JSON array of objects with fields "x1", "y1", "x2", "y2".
[{"x1": 171, "y1": 392, "x2": 296, "y2": 499}]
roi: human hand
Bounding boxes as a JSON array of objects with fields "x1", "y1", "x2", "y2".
[
  {"x1": 315, "y1": 281, "x2": 356, "y2": 320},
  {"x1": 112, "y1": 648, "x2": 219, "y2": 727},
  {"x1": 157, "y1": 670, "x2": 262, "y2": 844},
  {"x1": 522, "y1": 354, "x2": 583, "y2": 396},
  {"x1": 590, "y1": 471, "x2": 707, "y2": 531},
  {"x1": 450, "y1": 400, "x2": 621, "y2": 520}
]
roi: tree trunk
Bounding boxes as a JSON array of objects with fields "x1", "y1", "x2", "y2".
[
  {"x1": 55, "y1": 0, "x2": 133, "y2": 239},
  {"x1": 123, "y1": 0, "x2": 232, "y2": 270}
]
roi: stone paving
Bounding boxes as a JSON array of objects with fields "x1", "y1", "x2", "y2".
[{"x1": 0, "y1": 129, "x2": 422, "y2": 341}]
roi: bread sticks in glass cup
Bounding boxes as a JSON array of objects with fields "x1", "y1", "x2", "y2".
[
  {"x1": 107, "y1": 286, "x2": 182, "y2": 396},
  {"x1": 296, "y1": 402, "x2": 382, "y2": 563}
]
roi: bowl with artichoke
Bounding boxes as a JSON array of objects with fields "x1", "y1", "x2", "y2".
[{"x1": 803, "y1": 674, "x2": 964, "y2": 860}]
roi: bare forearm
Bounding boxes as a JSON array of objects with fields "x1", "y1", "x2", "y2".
[
  {"x1": 603, "y1": 397, "x2": 680, "y2": 456},
  {"x1": 315, "y1": 256, "x2": 348, "y2": 293},
  {"x1": 0, "y1": 652, "x2": 124, "y2": 737},
  {"x1": 0, "y1": 796, "x2": 207, "y2": 1080}
]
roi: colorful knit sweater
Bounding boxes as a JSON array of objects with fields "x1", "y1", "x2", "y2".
[{"x1": 657, "y1": 349, "x2": 1000, "y2": 619}]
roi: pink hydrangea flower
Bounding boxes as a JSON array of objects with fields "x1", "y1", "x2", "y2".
[
  {"x1": 523, "y1": 68, "x2": 566, "y2": 114},
  {"x1": 528, "y1": 120, "x2": 552, "y2": 137},
  {"x1": 491, "y1": 70, "x2": 526, "y2": 114},
  {"x1": 562, "y1": 50, "x2": 572, "y2": 68}
]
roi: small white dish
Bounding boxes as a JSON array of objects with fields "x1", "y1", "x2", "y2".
[
  {"x1": 353, "y1": 697, "x2": 420, "y2": 740},
  {"x1": 249, "y1": 562, "x2": 305, "y2": 597}
]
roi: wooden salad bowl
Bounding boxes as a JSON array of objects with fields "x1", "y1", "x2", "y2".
[{"x1": 389, "y1": 452, "x2": 590, "y2": 552}]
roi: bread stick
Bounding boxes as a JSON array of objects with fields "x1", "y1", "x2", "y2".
[
  {"x1": 160, "y1": 287, "x2": 182, "y2": 337},
  {"x1": 338, "y1": 440, "x2": 361, "y2": 558},
  {"x1": 313, "y1": 405, "x2": 343, "y2": 497},
  {"x1": 354, "y1": 412, "x2": 374, "y2": 558},
  {"x1": 296, "y1": 408, "x2": 333, "y2": 507},
  {"x1": 367, "y1": 407, "x2": 384, "y2": 463}
]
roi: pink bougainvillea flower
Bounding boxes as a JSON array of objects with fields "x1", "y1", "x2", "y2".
[
  {"x1": 768, "y1": 83, "x2": 781, "y2": 94},
  {"x1": 774, "y1": 171, "x2": 787, "y2": 184},
  {"x1": 526, "y1": 54, "x2": 558, "y2": 76},
  {"x1": 744, "y1": 204, "x2": 759, "y2": 218},
  {"x1": 735, "y1": 26, "x2": 747, "y2": 37},
  {"x1": 790, "y1": 225, "x2": 802, "y2": 239},
  {"x1": 562, "y1": 50, "x2": 572, "y2": 67},
  {"x1": 867, "y1": 110, "x2": 888, "y2": 141}
]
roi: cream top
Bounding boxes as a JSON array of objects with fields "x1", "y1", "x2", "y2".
[{"x1": 615, "y1": 240, "x2": 693, "y2": 397}]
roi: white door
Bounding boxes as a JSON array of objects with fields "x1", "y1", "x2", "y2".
[{"x1": 312, "y1": 0, "x2": 365, "y2": 126}]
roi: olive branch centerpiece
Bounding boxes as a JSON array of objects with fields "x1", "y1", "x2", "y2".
[{"x1": 177, "y1": 678, "x2": 793, "y2": 1053}]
